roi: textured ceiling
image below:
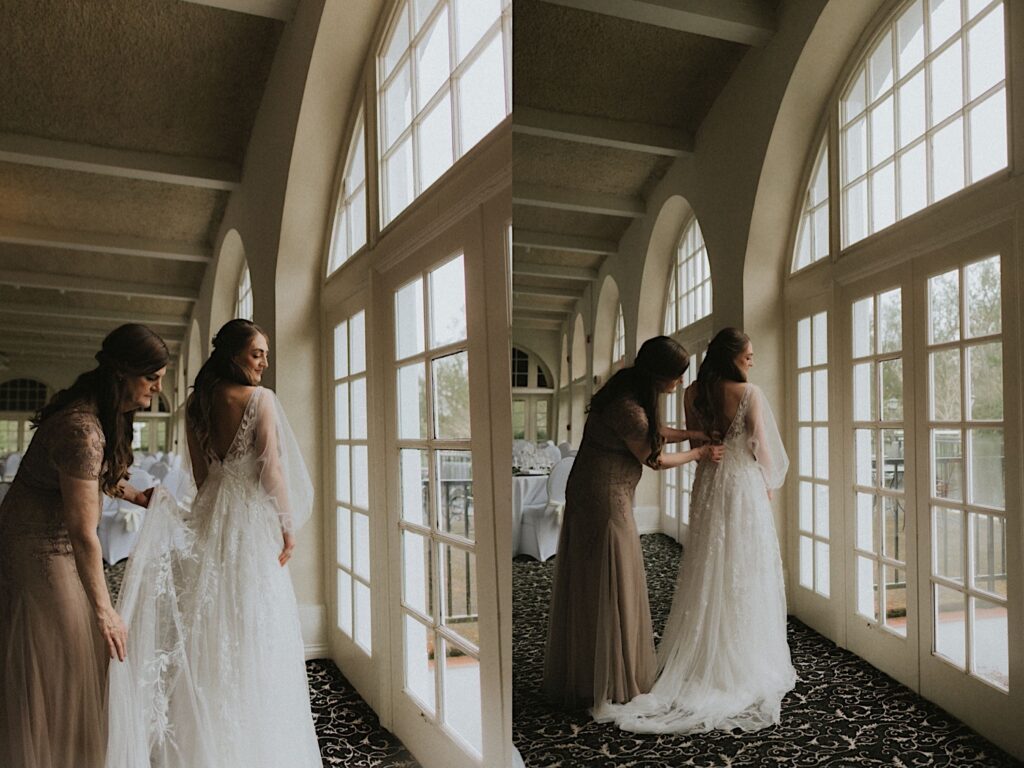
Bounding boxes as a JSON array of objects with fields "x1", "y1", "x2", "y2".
[
  {"x1": 0, "y1": 0, "x2": 283, "y2": 372},
  {"x1": 511, "y1": 0, "x2": 765, "y2": 329}
]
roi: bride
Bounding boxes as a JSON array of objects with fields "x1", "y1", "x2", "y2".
[
  {"x1": 594, "y1": 327, "x2": 796, "y2": 734},
  {"x1": 106, "y1": 319, "x2": 323, "y2": 767}
]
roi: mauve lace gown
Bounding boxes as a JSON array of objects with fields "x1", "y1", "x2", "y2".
[
  {"x1": 0, "y1": 405, "x2": 109, "y2": 768},
  {"x1": 543, "y1": 396, "x2": 657, "y2": 709}
]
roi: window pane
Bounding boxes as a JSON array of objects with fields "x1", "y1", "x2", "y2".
[
  {"x1": 878, "y1": 288, "x2": 902, "y2": 353},
  {"x1": 844, "y1": 179, "x2": 868, "y2": 245},
  {"x1": 441, "y1": 639, "x2": 482, "y2": 753},
  {"x1": 799, "y1": 481, "x2": 813, "y2": 531},
  {"x1": 418, "y1": 94, "x2": 454, "y2": 191},
  {"x1": 798, "y1": 372, "x2": 812, "y2": 422},
  {"x1": 967, "y1": 8, "x2": 1005, "y2": 99},
  {"x1": 932, "y1": 506, "x2": 964, "y2": 581},
  {"x1": 351, "y1": 311, "x2": 367, "y2": 373},
  {"x1": 883, "y1": 496, "x2": 906, "y2": 560},
  {"x1": 870, "y1": 95, "x2": 895, "y2": 165},
  {"x1": 965, "y1": 255, "x2": 1001, "y2": 337},
  {"x1": 385, "y1": 135, "x2": 415, "y2": 221},
  {"x1": 969, "y1": 428, "x2": 1004, "y2": 508},
  {"x1": 932, "y1": 429, "x2": 964, "y2": 501},
  {"x1": 382, "y1": 6, "x2": 410, "y2": 77},
  {"x1": 928, "y1": 268, "x2": 960, "y2": 343},
  {"x1": 931, "y1": 117, "x2": 964, "y2": 201},
  {"x1": 815, "y1": 541, "x2": 831, "y2": 597},
  {"x1": 440, "y1": 542, "x2": 478, "y2": 647},
  {"x1": 353, "y1": 510, "x2": 370, "y2": 579},
  {"x1": 857, "y1": 492, "x2": 876, "y2": 551},
  {"x1": 352, "y1": 445, "x2": 369, "y2": 509},
  {"x1": 334, "y1": 321, "x2": 349, "y2": 379},
  {"x1": 853, "y1": 362, "x2": 876, "y2": 421},
  {"x1": 454, "y1": 0, "x2": 500, "y2": 60},
  {"x1": 855, "y1": 430, "x2": 878, "y2": 487},
  {"x1": 814, "y1": 484, "x2": 829, "y2": 535},
  {"x1": 398, "y1": 362, "x2": 428, "y2": 440},
  {"x1": 337, "y1": 506, "x2": 352, "y2": 568},
  {"x1": 852, "y1": 297, "x2": 874, "y2": 358},
  {"x1": 799, "y1": 535, "x2": 813, "y2": 587},
  {"x1": 338, "y1": 569, "x2": 353, "y2": 634},
  {"x1": 812, "y1": 312, "x2": 828, "y2": 365},
  {"x1": 412, "y1": 0, "x2": 438, "y2": 30},
  {"x1": 384, "y1": 61, "x2": 413, "y2": 149},
  {"x1": 416, "y1": 8, "x2": 450, "y2": 111},
  {"x1": 971, "y1": 596, "x2": 1008, "y2": 689},
  {"x1": 404, "y1": 614, "x2": 436, "y2": 712},
  {"x1": 351, "y1": 378, "x2": 368, "y2": 439},
  {"x1": 813, "y1": 206, "x2": 829, "y2": 261},
  {"x1": 843, "y1": 68, "x2": 867, "y2": 123},
  {"x1": 336, "y1": 445, "x2": 351, "y2": 503},
  {"x1": 898, "y1": 141, "x2": 927, "y2": 216},
  {"x1": 355, "y1": 580, "x2": 372, "y2": 653},
  {"x1": 882, "y1": 428, "x2": 905, "y2": 489},
  {"x1": 349, "y1": 187, "x2": 367, "y2": 254},
  {"x1": 871, "y1": 161, "x2": 896, "y2": 232},
  {"x1": 969, "y1": 89, "x2": 1007, "y2": 182},
  {"x1": 857, "y1": 555, "x2": 879, "y2": 619},
  {"x1": 403, "y1": 530, "x2": 433, "y2": 616},
  {"x1": 880, "y1": 359, "x2": 903, "y2": 421},
  {"x1": 798, "y1": 427, "x2": 812, "y2": 477},
  {"x1": 934, "y1": 584, "x2": 966, "y2": 668},
  {"x1": 897, "y1": 71, "x2": 926, "y2": 147},
  {"x1": 967, "y1": 342, "x2": 1002, "y2": 420},
  {"x1": 814, "y1": 427, "x2": 829, "y2": 480},
  {"x1": 437, "y1": 450, "x2": 473, "y2": 540},
  {"x1": 813, "y1": 370, "x2": 829, "y2": 421},
  {"x1": 869, "y1": 31, "x2": 894, "y2": 102},
  {"x1": 929, "y1": 0, "x2": 961, "y2": 51},
  {"x1": 400, "y1": 449, "x2": 430, "y2": 525},
  {"x1": 458, "y1": 34, "x2": 506, "y2": 151},
  {"x1": 797, "y1": 317, "x2": 811, "y2": 368},
  {"x1": 335, "y1": 382, "x2": 350, "y2": 439},
  {"x1": 930, "y1": 44, "x2": 964, "y2": 131},
  {"x1": 929, "y1": 350, "x2": 961, "y2": 421},
  {"x1": 395, "y1": 278, "x2": 425, "y2": 358},
  {"x1": 432, "y1": 353, "x2": 471, "y2": 440},
  {"x1": 970, "y1": 512, "x2": 1007, "y2": 598},
  {"x1": 429, "y1": 255, "x2": 467, "y2": 347},
  {"x1": 844, "y1": 117, "x2": 868, "y2": 182},
  {"x1": 896, "y1": 0, "x2": 925, "y2": 77},
  {"x1": 884, "y1": 564, "x2": 908, "y2": 635}
]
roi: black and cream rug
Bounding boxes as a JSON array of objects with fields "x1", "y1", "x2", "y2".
[
  {"x1": 105, "y1": 562, "x2": 419, "y2": 768},
  {"x1": 513, "y1": 534, "x2": 1021, "y2": 768}
]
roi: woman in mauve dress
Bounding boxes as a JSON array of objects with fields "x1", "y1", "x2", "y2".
[
  {"x1": 0, "y1": 324, "x2": 168, "y2": 768},
  {"x1": 543, "y1": 336, "x2": 722, "y2": 710}
]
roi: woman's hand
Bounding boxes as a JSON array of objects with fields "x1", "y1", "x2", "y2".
[
  {"x1": 702, "y1": 444, "x2": 725, "y2": 463},
  {"x1": 135, "y1": 486, "x2": 155, "y2": 508},
  {"x1": 690, "y1": 430, "x2": 710, "y2": 443},
  {"x1": 97, "y1": 605, "x2": 127, "y2": 661},
  {"x1": 279, "y1": 530, "x2": 295, "y2": 567}
]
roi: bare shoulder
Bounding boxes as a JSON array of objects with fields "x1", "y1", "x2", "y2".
[{"x1": 215, "y1": 382, "x2": 258, "y2": 407}]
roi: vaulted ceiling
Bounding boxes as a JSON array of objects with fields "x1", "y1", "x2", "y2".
[
  {"x1": 0, "y1": 0, "x2": 290, "y2": 374},
  {"x1": 511, "y1": 0, "x2": 778, "y2": 333}
]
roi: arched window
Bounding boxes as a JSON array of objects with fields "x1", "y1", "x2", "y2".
[
  {"x1": 664, "y1": 217, "x2": 712, "y2": 334},
  {"x1": 510, "y1": 347, "x2": 554, "y2": 441},
  {"x1": 840, "y1": 0, "x2": 1007, "y2": 247},
  {"x1": 328, "y1": 112, "x2": 368, "y2": 275},
  {"x1": 236, "y1": 263, "x2": 253, "y2": 320},
  {"x1": 612, "y1": 303, "x2": 625, "y2": 365},
  {"x1": 378, "y1": 0, "x2": 512, "y2": 225},
  {"x1": 792, "y1": 138, "x2": 829, "y2": 272},
  {"x1": 0, "y1": 378, "x2": 47, "y2": 456}
]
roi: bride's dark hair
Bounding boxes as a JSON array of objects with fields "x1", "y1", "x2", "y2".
[
  {"x1": 694, "y1": 327, "x2": 751, "y2": 436},
  {"x1": 33, "y1": 324, "x2": 169, "y2": 495},
  {"x1": 588, "y1": 335, "x2": 689, "y2": 467},
  {"x1": 187, "y1": 319, "x2": 267, "y2": 457}
]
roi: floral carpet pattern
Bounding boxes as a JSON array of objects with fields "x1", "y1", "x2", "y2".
[{"x1": 513, "y1": 534, "x2": 1021, "y2": 768}]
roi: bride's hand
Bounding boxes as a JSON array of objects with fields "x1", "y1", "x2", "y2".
[
  {"x1": 97, "y1": 605, "x2": 127, "y2": 662},
  {"x1": 279, "y1": 531, "x2": 295, "y2": 567},
  {"x1": 703, "y1": 444, "x2": 725, "y2": 463}
]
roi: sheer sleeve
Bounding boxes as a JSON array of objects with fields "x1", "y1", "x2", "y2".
[
  {"x1": 744, "y1": 385, "x2": 789, "y2": 490},
  {"x1": 607, "y1": 398, "x2": 660, "y2": 468},
  {"x1": 50, "y1": 411, "x2": 104, "y2": 481},
  {"x1": 253, "y1": 389, "x2": 313, "y2": 532}
]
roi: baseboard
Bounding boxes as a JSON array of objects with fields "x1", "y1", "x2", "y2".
[
  {"x1": 300, "y1": 602, "x2": 327, "y2": 658},
  {"x1": 633, "y1": 505, "x2": 660, "y2": 535}
]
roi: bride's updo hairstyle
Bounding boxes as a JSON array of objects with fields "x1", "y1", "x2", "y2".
[
  {"x1": 33, "y1": 324, "x2": 169, "y2": 494},
  {"x1": 187, "y1": 319, "x2": 268, "y2": 457},
  {"x1": 588, "y1": 335, "x2": 690, "y2": 468},
  {"x1": 694, "y1": 327, "x2": 751, "y2": 436}
]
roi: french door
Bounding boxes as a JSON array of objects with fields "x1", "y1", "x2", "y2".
[{"x1": 836, "y1": 225, "x2": 1020, "y2": 752}]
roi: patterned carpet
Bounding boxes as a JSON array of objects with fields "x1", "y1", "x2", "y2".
[
  {"x1": 513, "y1": 534, "x2": 1022, "y2": 768},
  {"x1": 104, "y1": 562, "x2": 419, "y2": 768}
]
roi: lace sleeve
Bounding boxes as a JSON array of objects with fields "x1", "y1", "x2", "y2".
[
  {"x1": 253, "y1": 389, "x2": 314, "y2": 532},
  {"x1": 607, "y1": 398, "x2": 660, "y2": 468},
  {"x1": 50, "y1": 411, "x2": 105, "y2": 481},
  {"x1": 745, "y1": 385, "x2": 789, "y2": 490}
]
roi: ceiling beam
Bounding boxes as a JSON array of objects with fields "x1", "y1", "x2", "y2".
[
  {"x1": 513, "y1": 183, "x2": 645, "y2": 218},
  {"x1": 513, "y1": 318, "x2": 565, "y2": 332},
  {"x1": 0, "y1": 271, "x2": 198, "y2": 302},
  {"x1": 0, "y1": 302, "x2": 190, "y2": 328},
  {"x1": 512, "y1": 285, "x2": 581, "y2": 300},
  {"x1": 512, "y1": 306, "x2": 573, "y2": 318},
  {"x1": 0, "y1": 133, "x2": 240, "y2": 191},
  {"x1": 0, "y1": 325, "x2": 183, "y2": 347},
  {"x1": 512, "y1": 262, "x2": 598, "y2": 282},
  {"x1": 0, "y1": 220, "x2": 212, "y2": 264},
  {"x1": 513, "y1": 229, "x2": 618, "y2": 256},
  {"x1": 513, "y1": 107, "x2": 693, "y2": 157},
  {"x1": 538, "y1": 0, "x2": 775, "y2": 46},
  {"x1": 180, "y1": 0, "x2": 297, "y2": 21}
]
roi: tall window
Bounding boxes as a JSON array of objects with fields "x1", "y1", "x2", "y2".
[
  {"x1": 0, "y1": 378, "x2": 46, "y2": 456},
  {"x1": 852, "y1": 288, "x2": 907, "y2": 636},
  {"x1": 662, "y1": 346, "x2": 700, "y2": 533},
  {"x1": 378, "y1": 0, "x2": 512, "y2": 225},
  {"x1": 334, "y1": 310, "x2": 372, "y2": 654},
  {"x1": 612, "y1": 303, "x2": 625, "y2": 365},
  {"x1": 328, "y1": 113, "x2": 368, "y2": 275},
  {"x1": 840, "y1": 0, "x2": 1007, "y2": 246},
  {"x1": 395, "y1": 254, "x2": 481, "y2": 754},
  {"x1": 796, "y1": 312, "x2": 831, "y2": 597},
  {"x1": 793, "y1": 139, "x2": 829, "y2": 272},
  {"x1": 927, "y1": 256, "x2": 1006, "y2": 689},
  {"x1": 236, "y1": 264, "x2": 253, "y2": 320},
  {"x1": 664, "y1": 218, "x2": 712, "y2": 334}
]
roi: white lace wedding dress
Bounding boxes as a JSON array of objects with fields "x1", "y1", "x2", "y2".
[
  {"x1": 106, "y1": 387, "x2": 323, "y2": 767},
  {"x1": 593, "y1": 383, "x2": 796, "y2": 734}
]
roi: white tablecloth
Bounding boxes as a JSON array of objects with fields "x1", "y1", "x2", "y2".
[{"x1": 513, "y1": 474, "x2": 548, "y2": 556}]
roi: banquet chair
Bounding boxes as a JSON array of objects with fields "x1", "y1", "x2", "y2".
[{"x1": 519, "y1": 456, "x2": 573, "y2": 561}]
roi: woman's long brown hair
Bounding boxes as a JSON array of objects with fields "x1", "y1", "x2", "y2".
[
  {"x1": 693, "y1": 327, "x2": 751, "y2": 436},
  {"x1": 33, "y1": 324, "x2": 169, "y2": 495},
  {"x1": 186, "y1": 319, "x2": 267, "y2": 459}
]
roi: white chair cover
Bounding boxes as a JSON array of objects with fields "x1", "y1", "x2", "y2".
[
  {"x1": 540, "y1": 441, "x2": 562, "y2": 466},
  {"x1": 557, "y1": 441, "x2": 573, "y2": 459},
  {"x1": 98, "y1": 468, "x2": 158, "y2": 564},
  {"x1": 3, "y1": 452, "x2": 23, "y2": 481},
  {"x1": 519, "y1": 456, "x2": 574, "y2": 561},
  {"x1": 148, "y1": 461, "x2": 170, "y2": 481},
  {"x1": 0, "y1": 482, "x2": 10, "y2": 504}
]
